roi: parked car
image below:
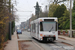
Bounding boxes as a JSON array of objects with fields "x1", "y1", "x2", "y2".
[{"x1": 17, "y1": 29, "x2": 22, "y2": 34}]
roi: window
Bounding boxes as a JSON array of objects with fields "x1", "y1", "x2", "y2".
[
  {"x1": 40, "y1": 22, "x2": 43, "y2": 31},
  {"x1": 40, "y1": 22, "x2": 57, "y2": 31},
  {"x1": 32, "y1": 23, "x2": 36, "y2": 33}
]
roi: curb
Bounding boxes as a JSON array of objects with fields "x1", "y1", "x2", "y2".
[
  {"x1": 58, "y1": 37, "x2": 66, "y2": 40},
  {"x1": 15, "y1": 31, "x2": 19, "y2": 50},
  {"x1": 61, "y1": 41, "x2": 73, "y2": 46}
]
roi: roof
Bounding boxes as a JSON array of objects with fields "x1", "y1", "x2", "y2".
[
  {"x1": 30, "y1": 17, "x2": 58, "y2": 24},
  {"x1": 38, "y1": 17, "x2": 57, "y2": 19}
]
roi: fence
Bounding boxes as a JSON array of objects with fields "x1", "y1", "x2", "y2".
[{"x1": 58, "y1": 30, "x2": 75, "y2": 38}]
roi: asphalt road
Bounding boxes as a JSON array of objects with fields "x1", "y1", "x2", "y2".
[{"x1": 18, "y1": 31, "x2": 75, "y2": 50}]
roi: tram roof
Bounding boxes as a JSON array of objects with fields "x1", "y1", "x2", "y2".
[{"x1": 30, "y1": 17, "x2": 58, "y2": 24}]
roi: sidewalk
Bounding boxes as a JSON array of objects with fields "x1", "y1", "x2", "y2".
[
  {"x1": 4, "y1": 32, "x2": 18, "y2": 50},
  {"x1": 58, "y1": 35, "x2": 75, "y2": 47}
]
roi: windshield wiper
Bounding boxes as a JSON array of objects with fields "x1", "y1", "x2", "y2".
[{"x1": 49, "y1": 26, "x2": 53, "y2": 32}]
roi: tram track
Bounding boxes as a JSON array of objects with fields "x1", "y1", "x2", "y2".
[
  {"x1": 32, "y1": 38, "x2": 63, "y2": 50},
  {"x1": 18, "y1": 31, "x2": 75, "y2": 50},
  {"x1": 32, "y1": 38, "x2": 74, "y2": 50},
  {"x1": 46, "y1": 42, "x2": 64, "y2": 50},
  {"x1": 46, "y1": 41, "x2": 74, "y2": 50}
]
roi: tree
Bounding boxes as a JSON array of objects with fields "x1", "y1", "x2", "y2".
[
  {"x1": 48, "y1": 3, "x2": 58, "y2": 17},
  {"x1": 30, "y1": 14, "x2": 36, "y2": 21},
  {"x1": 53, "y1": 4, "x2": 66, "y2": 18},
  {"x1": 73, "y1": 0, "x2": 75, "y2": 12},
  {"x1": 72, "y1": 12, "x2": 75, "y2": 29},
  {"x1": 0, "y1": 0, "x2": 9, "y2": 49},
  {"x1": 0, "y1": 0, "x2": 16, "y2": 49},
  {"x1": 39, "y1": 9, "x2": 48, "y2": 17},
  {"x1": 54, "y1": 4, "x2": 68, "y2": 30},
  {"x1": 72, "y1": 0, "x2": 75, "y2": 29},
  {"x1": 59, "y1": 10, "x2": 70, "y2": 29},
  {"x1": 47, "y1": 0, "x2": 69, "y2": 4}
]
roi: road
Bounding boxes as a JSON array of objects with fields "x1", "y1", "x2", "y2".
[{"x1": 18, "y1": 31, "x2": 75, "y2": 50}]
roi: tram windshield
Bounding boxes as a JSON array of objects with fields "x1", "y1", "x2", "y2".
[{"x1": 40, "y1": 22, "x2": 57, "y2": 31}]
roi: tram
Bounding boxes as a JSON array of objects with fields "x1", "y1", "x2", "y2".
[{"x1": 30, "y1": 17, "x2": 58, "y2": 41}]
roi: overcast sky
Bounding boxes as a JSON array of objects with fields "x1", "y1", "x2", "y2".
[
  {"x1": 15, "y1": 0, "x2": 49, "y2": 25},
  {"x1": 14, "y1": 0, "x2": 71, "y2": 26}
]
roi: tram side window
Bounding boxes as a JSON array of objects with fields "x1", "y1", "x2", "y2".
[
  {"x1": 32, "y1": 24, "x2": 34, "y2": 32},
  {"x1": 37, "y1": 23, "x2": 39, "y2": 34},
  {"x1": 31, "y1": 24, "x2": 32, "y2": 32},
  {"x1": 40, "y1": 22, "x2": 43, "y2": 31},
  {"x1": 32, "y1": 23, "x2": 36, "y2": 33},
  {"x1": 34, "y1": 23, "x2": 36, "y2": 33},
  {"x1": 56, "y1": 22, "x2": 58, "y2": 31}
]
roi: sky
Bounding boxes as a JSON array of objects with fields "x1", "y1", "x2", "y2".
[
  {"x1": 14, "y1": 0, "x2": 72, "y2": 26},
  {"x1": 14, "y1": 0, "x2": 48, "y2": 25}
]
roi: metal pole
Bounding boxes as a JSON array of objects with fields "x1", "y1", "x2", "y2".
[
  {"x1": 9, "y1": 22, "x2": 11, "y2": 40},
  {"x1": 70, "y1": 0, "x2": 72, "y2": 38},
  {"x1": 12, "y1": 4, "x2": 14, "y2": 34},
  {"x1": 9, "y1": 0, "x2": 11, "y2": 40}
]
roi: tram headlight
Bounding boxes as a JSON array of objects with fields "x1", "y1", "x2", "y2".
[
  {"x1": 40, "y1": 19, "x2": 43, "y2": 22},
  {"x1": 40, "y1": 34, "x2": 43, "y2": 36},
  {"x1": 54, "y1": 35, "x2": 55, "y2": 37},
  {"x1": 55, "y1": 19, "x2": 58, "y2": 22}
]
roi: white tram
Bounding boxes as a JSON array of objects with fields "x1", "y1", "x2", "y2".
[{"x1": 30, "y1": 17, "x2": 58, "y2": 41}]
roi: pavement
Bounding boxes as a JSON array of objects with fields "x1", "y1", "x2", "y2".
[
  {"x1": 4, "y1": 31, "x2": 18, "y2": 50},
  {"x1": 58, "y1": 35, "x2": 75, "y2": 47},
  {"x1": 4, "y1": 31, "x2": 41, "y2": 50}
]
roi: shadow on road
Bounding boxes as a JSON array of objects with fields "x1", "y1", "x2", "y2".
[{"x1": 32, "y1": 37, "x2": 56, "y2": 44}]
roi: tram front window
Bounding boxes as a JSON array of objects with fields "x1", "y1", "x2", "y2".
[{"x1": 40, "y1": 22, "x2": 57, "y2": 31}]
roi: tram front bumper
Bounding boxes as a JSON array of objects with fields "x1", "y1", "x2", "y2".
[{"x1": 43, "y1": 36, "x2": 56, "y2": 41}]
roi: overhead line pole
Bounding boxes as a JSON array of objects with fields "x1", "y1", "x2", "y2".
[{"x1": 70, "y1": 0, "x2": 72, "y2": 38}]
